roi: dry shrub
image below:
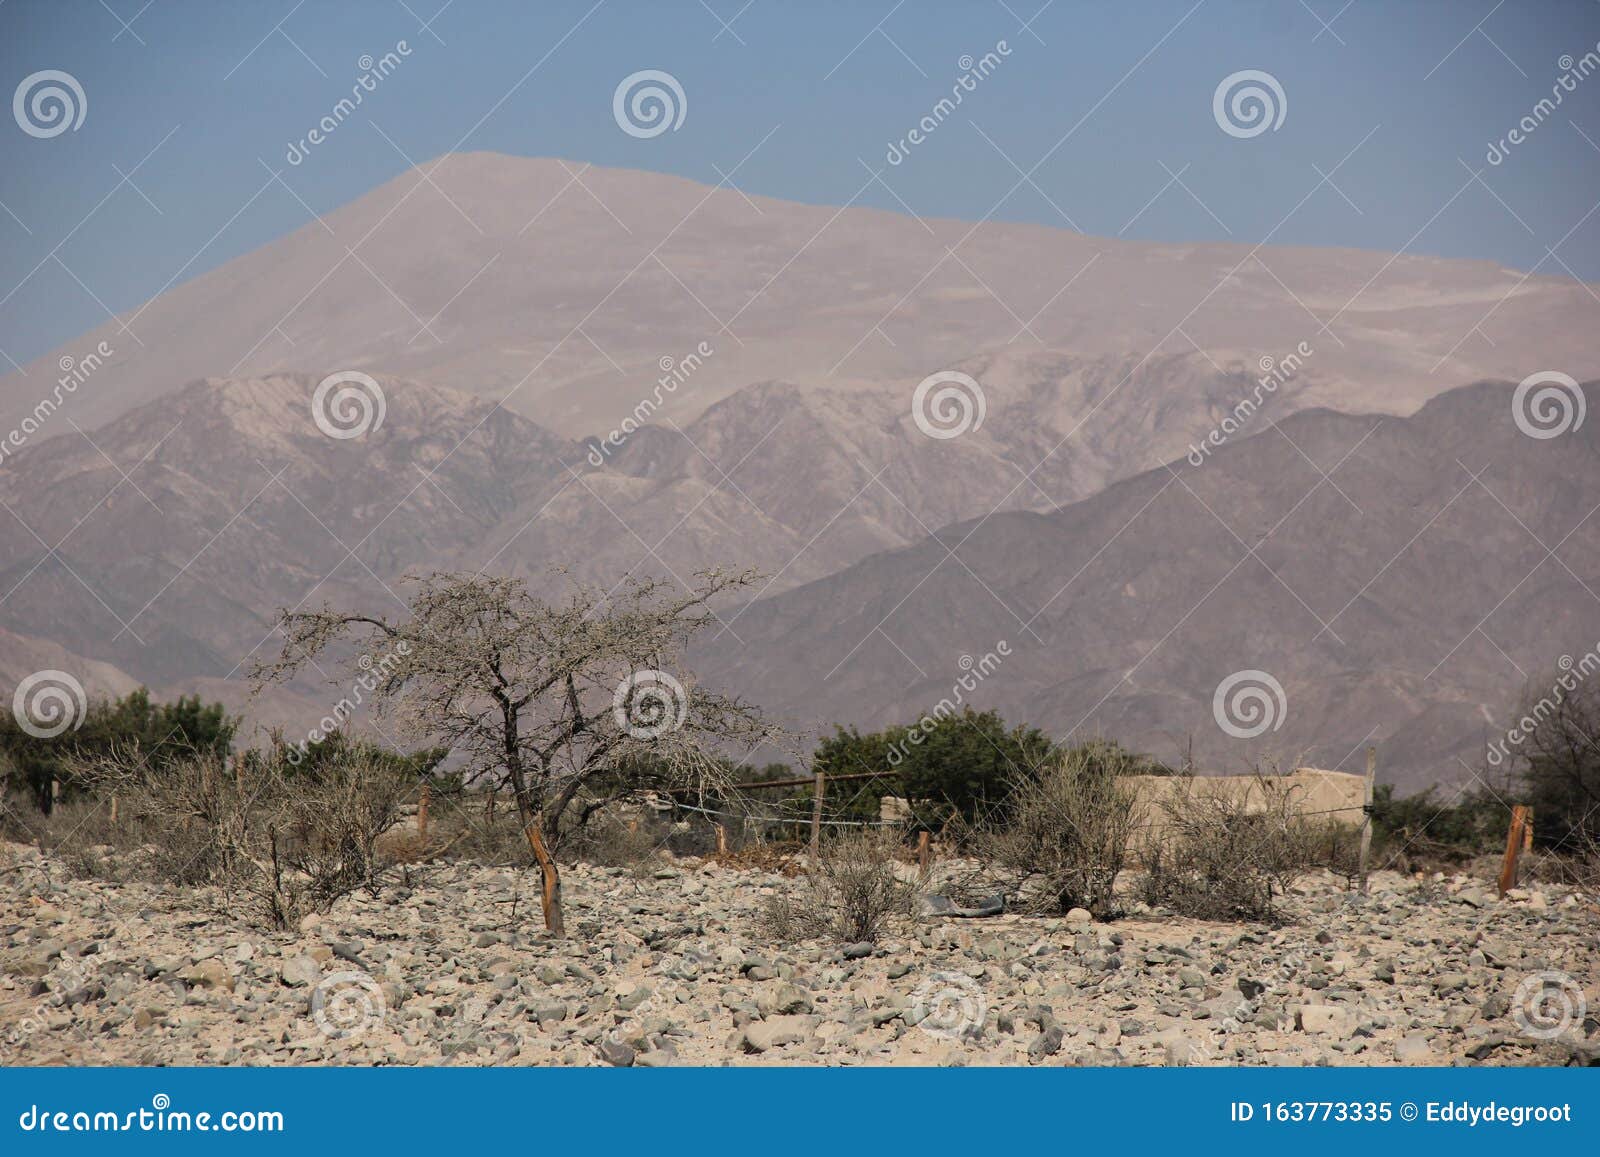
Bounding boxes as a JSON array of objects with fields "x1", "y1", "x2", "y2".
[
  {"x1": 66, "y1": 745, "x2": 415, "y2": 929},
  {"x1": 1527, "y1": 826, "x2": 1600, "y2": 891},
  {"x1": 1301, "y1": 818, "x2": 1363, "y2": 888},
  {"x1": 1578, "y1": 828, "x2": 1600, "y2": 890},
  {"x1": 0, "y1": 787, "x2": 46, "y2": 844},
  {"x1": 564, "y1": 811, "x2": 665, "y2": 873},
  {"x1": 415, "y1": 796, "x2": 671, "y2": 872},
  {"x1": 417, "y1": 797, "x2": 531, "y2": 867},
  {"x1": 17, "y1": 798, "x2": 142, "y2": 881},
  {"x1": 1581, "y1": 836, "x2": 1600, "y2": 893},
  {"x1": 262, "y1": 748, "x2": 415, "y2": 921},
  {"x1": 761, "y1": 829, "x2": 919, "y2": 943},
  {"x1": 1137, "y1": 776, "x2": 1319, "y2": 921},
  {"x1": 63, "y1": 751, "x2": 251, "y2": 887},
  {"x1": 973, "y1": 745, "x2": 1140, "y2": 918},
  {"x1": 1, "y1": 783, "x2": 167, "y2": 883}
]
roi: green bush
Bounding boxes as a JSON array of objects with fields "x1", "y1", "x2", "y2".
[
  {"x1": 1, "y1": 688, "x2": 236, "y2": 814},
  {"x1": 1368, "y1": 784, "x2": 1506, "y2": 869}
]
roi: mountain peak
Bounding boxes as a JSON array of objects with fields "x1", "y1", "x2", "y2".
[{"x1": 4, "y1": 153, "x2": 1594, "y2": 445}]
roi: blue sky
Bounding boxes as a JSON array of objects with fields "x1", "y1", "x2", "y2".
[{"x1": 2, "y1": 0, "x2": 1599, "y2": 370}]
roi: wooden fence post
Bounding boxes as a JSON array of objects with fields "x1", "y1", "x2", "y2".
[
  {"x1": 809, "y1": 771, "x2": 826, "y2": 866},
  {"x1": 417, "y1": 780, "x2": 430, "y2": 844},
  {"x1": 917, "y1": 830, "x2": 931, "y2": 873},
  {"x1": 715, "y1": 822, "x2": 728, "y2": 857},
  {"x1": 1498, "y1": 804, "x2": 1530, "y2": 897},
  {"x1": 1358, "y1": 746, "x2": 1376, "y2": 893}
]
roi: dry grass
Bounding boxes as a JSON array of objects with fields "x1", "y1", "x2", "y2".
[{"x1": 709, "y1": 840, "x2": 808, "y2": 877}]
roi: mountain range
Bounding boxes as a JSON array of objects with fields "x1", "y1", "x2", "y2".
[{"x1": 1, "y1": 153, "x2": 1596, "y2": 790}]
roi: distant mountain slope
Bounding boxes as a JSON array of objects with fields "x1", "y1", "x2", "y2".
[
  {"x1": 0, "y1": 373, "x2": 581, "y2": 684},
  {"x1": 0, "y1": 348, "x2": 1357, "y2": 690},
  {"x1": 0, "y1": 627, "x2": 141, "y2": 705},
  {"x1": 2, "y1": 152, "x2": 1595, "y2": 444},
  {"x1": 693, "y1": 380, "x2": 1600, "y2": 791},
  {"x1": 3, "y1": 367, "x2": 1594, "y2": 789},
  {"x1": 2, "y1": 151, "x2": 1597, "y2": 788}
]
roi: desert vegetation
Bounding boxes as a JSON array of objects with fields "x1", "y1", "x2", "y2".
[
  {"x1": 249, "y1": 568, "x2": 784, "y2": 934},
  {"x1": 7, "y1": 646, "x2": 1600, "y2": 933},
  {"x1": 3, "y1": 611, "x2": 1598, "y2": 1067},
  {"x1": 964, "y1": 743, "x2": 1143, "y2": 919}
]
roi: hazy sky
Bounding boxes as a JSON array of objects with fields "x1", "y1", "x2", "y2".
[{"x1": 3, "y1": 0, "x2": 1599, "y2": 369}]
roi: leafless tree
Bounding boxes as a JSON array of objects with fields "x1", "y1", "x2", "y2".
[
  {"x1": 1496, "y1": 666, "x2": 1600, "y2": 852},
  {"x1": 252, "y1": 568, "x2": 783, "y2": 935}
]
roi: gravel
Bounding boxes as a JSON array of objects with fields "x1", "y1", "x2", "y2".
[{"x1": 2, "y1": 840, "x2": 1596, "y2": 1067}]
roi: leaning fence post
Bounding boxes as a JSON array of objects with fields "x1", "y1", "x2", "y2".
[
  {"x1": 1358, "y1": 746, "x2": 1376, "y2": 893},
  {"x1": 809, "y1": 771, "x2": 826, "y2": 866},
  {"x1": 1498, "y1": 804, "x2": 1529, "y2": 897}
]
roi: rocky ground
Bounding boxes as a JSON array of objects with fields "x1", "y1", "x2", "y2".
[{"x1": 2, "y1": 840, "x2": 1596, "y2": 1067}]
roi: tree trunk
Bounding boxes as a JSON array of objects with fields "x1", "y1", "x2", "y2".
[
  {"x1": 525, "y1": 821, "x2": 565, "y2": 937},
  {"x1": 492, "y1": 692, "x2": 564, "y2": 936}
]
